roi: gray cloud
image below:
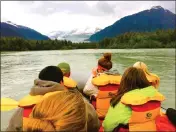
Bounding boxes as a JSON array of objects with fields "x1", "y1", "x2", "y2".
[
  {"x1": 16, "y1": 1, "x2": 117, "y2": 16},
  {"x1": 111, "y1": 1, "x2": 175, "y2": 20},
  {"x1": 158, "y1": 1, "x2": 175, "y2": 13},
  {"x1": 12, "y1": 1, "x2": 176, "y2": 18},
  {"x1": 1, "y1": 1, "x2": 175, "y2": 33},
  {"x1": 95, "y1": 1, "x2": 116, "y2": 15}
]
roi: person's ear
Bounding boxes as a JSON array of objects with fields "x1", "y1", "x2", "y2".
[
  {"x1": 60, "y1": 80, "x2": 64, "y2": 86},
  {"x1": 65, "y1": 72, "x2": 70, "y2": 77},
  {"x1": 68, "y1": 72, "x2": 71, "y2": 77}
]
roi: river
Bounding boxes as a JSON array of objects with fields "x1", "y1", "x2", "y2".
[{"x1": 1, "y1": 49, "x2": 175, "y2": 130}]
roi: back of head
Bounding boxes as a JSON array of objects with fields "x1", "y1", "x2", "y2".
[
  {"x1": 23, "y1": 118, "x2": 55, "y2": 131},
  {"x1": 23, "y1": 90, "x2": 86, "y2": 131},
  {"x1": 133, "y1": 61, "x2": 160, "y2": 88},
  {"x1": 120, "y1": 67, "x2": 150, "y2": 90},
  {"x1": 111, "y1": 67, "x2": 151, "y2": 107},
  {"x1": 39, "y1": 66, "x2": 63, "y2": 83},
  {"x1": 133, "y1": 61, "x2": 149, "y2": 73},
  {"x1": 98, "y1": 53, "x2": 112, "y2": 70},
  {"x1": 57, "y1": 62, "x2": 70, "y2": 75}
]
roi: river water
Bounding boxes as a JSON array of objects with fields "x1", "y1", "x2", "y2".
[{"x1": 1, "y1": 49, "x2": 175, "y2": 130}]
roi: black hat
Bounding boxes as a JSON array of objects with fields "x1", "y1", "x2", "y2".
[
  {"x1": 39, "y1": 66, "x2": 63, "y2": 83},
  {"x1": 166, "y1": 108, "x2": 176, "y2": 126}
]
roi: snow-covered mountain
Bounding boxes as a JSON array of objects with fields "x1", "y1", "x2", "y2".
[
  {"x1": 47, "y1": 27, "x2": 101, "y2": 42},
  {"x1": 4, "y1": 21, "x2": 18, "y2": 27},
  {"x1": 89, "y1": 6, "x2": 176, "y2": 42},
  {"x1": 1, "y1": 21, "x2": 50, "y2": 40},
  {"x1": 69, "y1": 27, "x2": 101, "y2": 35}
]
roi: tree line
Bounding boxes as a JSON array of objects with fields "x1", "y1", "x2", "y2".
[{"x1": 1, "y1": 29, "x2": 175, "y2": 51}]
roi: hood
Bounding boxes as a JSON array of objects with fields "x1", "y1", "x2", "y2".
[
  {"x1": 103, "y1": 69, "x2": 121, "y2": 76},
  {"x1": 30, "y1": 79, "x2": 65, "y2": 96}
]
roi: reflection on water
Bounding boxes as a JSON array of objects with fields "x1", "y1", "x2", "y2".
[{"x1": 1, "y1": 49, "x2": 175, "y2": 130}]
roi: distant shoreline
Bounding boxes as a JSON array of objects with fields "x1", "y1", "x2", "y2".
[
  {"x1": 1, "y1": 48, "x2": 175, "y2": 53},
  {"x1": 1, "y1": 29, "x2": 175, "y2": 51}
]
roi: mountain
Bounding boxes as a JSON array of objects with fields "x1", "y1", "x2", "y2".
[
  {"x1": 47, "y1": 27, "x2": 101, "y2": 42},
  {"x1": 89, "y1": 6, "x2": 176, "y2": 42},
  {"x1": 1, "y1": 21, "x2": 50, "y2": 40}
]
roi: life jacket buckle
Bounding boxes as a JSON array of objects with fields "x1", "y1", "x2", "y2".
[{"x1": 108, "y1": 92, "x2": 115, "y2": 97}]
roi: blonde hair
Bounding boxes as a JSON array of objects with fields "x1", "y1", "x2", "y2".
[
  {"x1": 23, "y1": 90, "x2": 86, "y2": 132},
  {"x1": 133, "y1": 61, "x2": 160, "y2": 88}
]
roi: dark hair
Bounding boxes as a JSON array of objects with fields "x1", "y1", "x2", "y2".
[
  {"x1": 166, "y1": 108, "x2": 176, "y2": 126},
  {"x1": 111, "y1": 67, "x2": 151, "y2": 107},
  {"x1": 39, "y1": 66, "x2": 63, "y2": 83},
  {"x1": 98, "y1": 53, "x2": 112, "y2": 70}
]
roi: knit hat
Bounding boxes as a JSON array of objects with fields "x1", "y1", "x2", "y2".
[
  {"x1": 57, "y1": 62, "x2": 70, "y2": 75},
  {"x1": 39, "y1": 66, "x2": 63, "y2": 83}
]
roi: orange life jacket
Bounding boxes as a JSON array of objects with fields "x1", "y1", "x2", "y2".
[
  {"x1": 92, "y1": 74, "x2": 121, "y2": 119},
  {"x1": 96, "y1": 84, "x2": 120, "y2": 119},
  {"x1": 19, "y1": 91, "x2": 62, "y2": 118},
  {"x1": 63, "y1": 76, "x2": 77, "y2": 88},
  {"x1": 112, "y1": 101, "x2": 175, "y2": 132},
  {"x1": 128, "y1": 101, "x2": 161, "y2": 131},
  {"x1": 120, "y1": 91, "x2": 174, "y2": 132}
]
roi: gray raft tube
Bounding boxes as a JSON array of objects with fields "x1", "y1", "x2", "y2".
[{"x1": 71, "y1": 71, "x2": 90, "y2": 92}]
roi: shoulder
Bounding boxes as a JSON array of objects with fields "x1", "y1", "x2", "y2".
[
  {"x1": 63, "y1": 77, "x2": 77, "y2": 88},
  {"x1": 121, "y1": 86, "x2": 165, "y2": 105},
  {"x1": 6, "y1": 108, "x2": 24, "y2": 131}
]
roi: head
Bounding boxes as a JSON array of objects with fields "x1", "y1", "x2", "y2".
[
  {"x1": 111, "y1": 67, "x2": 151, "y2": 107},
  {"x1": 39, "y1": 66, "x2": 63, "y2": 84},
  {"x1": 23, "y1": 90, "x2": 86, "y2": 131},
  {"x1": 133, "y1": 61, "x2": 149, "y2": 74},
  {"x1": 133, "y1": 61, "x2": 160, "y2": 88},
  {"x1": 98, "y1": 53, "x2": 112, "y2": 73},
  {"x1": 57, "y1": 62, "x2": 71, "y2": 77}
]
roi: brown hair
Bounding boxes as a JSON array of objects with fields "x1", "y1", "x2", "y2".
[
  {"x1": 111, "y1": 67, "x2": 151, "y2": 107},
  {"x1": 98, "y1": 53, "x2": 112, "y2": 70},
  {"x1": 23, "y1": 90, "x2": 86, "y2": 132}
]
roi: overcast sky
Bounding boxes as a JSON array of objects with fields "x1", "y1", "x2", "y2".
[{"x1": 1, "y1": 1, "x2": 175, "y2": 35}]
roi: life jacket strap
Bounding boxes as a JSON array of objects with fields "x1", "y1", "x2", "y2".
[{"x1": 23, "y1": 105, "x2": 35, "y2": 117}]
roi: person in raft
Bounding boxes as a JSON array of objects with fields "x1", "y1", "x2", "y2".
[
  {"x1": 103, "y1": 67, "x2": 175, "y2": 132},
  {"x1": 133, "y1": 61, "x2": 160, "y2": 88},
  {"x1": 83, "y1": 52, "x2": 122, "y2": 131},
  {"x1": 83, "y1": 52, "x2": 120, "y2": 98},
  {"x1": 58, "y1": 62, "x2": 71, "y2": 77},
  {"x1": 23, "y1": 87, "x2": 94, "y2": 131},
  {"x1": 57, "y1": 62, "x2": 78, "y2": 89},
  {"x1": 58, "y1": 62, "x2": 101, "y2": 131},
  {"x1": 6, "y1": 66, "x2": 100, "y2": 132}
]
